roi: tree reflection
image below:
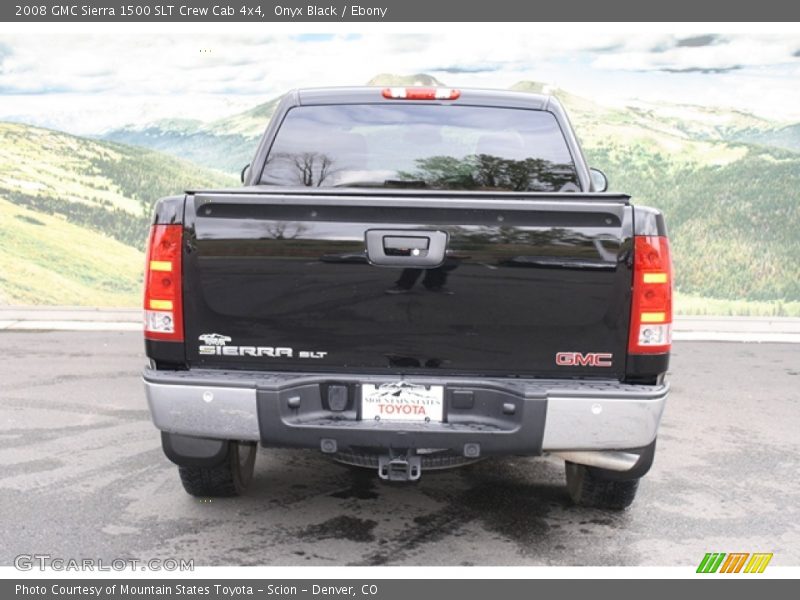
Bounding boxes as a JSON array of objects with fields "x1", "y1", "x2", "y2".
[
  {"x1": 267, "y1": 152, "x2": 336, "y2": 187},
  {"x1": 399, "y1": 154, "x2": 579, "y2": 191},
  {"x1": 261, "y1": 152, "x2": 579, "y2": 191},
  {"x1": 264, "y1": 221, "x2": 309, "y2": 240}
]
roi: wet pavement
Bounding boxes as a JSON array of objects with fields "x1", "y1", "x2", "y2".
[{"x1": 0, "y1": 331, "x2": 798, "y2": 566}]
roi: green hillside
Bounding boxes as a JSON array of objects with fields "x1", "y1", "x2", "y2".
[
  {"x1": 11, "y1": 75, "x2": 799, "y2": 311},
  {"x1": 510, "y1": 80, "x2": 800, "y2": 308},
  {"x1": 0, "y1": 197, "x2": 143, "y2": 305},
  {"x1": 583, "y1": 143, "x2": 800, "y2": 302},
  {"x1": 103, "y1": 98, "x2": 281, "y2": 175},
  {"x1": 0, "y1": 122, "x2": 235, "y2": 305},
  {"x1": 735, "y1": 123, "x2": 800, "y2": 153}
]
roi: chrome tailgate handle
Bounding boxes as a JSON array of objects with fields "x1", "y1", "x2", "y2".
[{"x1": 365, "y1": 229, "x2": 448, "y2": 267}]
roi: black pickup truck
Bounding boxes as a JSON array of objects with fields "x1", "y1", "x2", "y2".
[{"x1": 143, "y1": 86, "x2": 672, "y2": 509}]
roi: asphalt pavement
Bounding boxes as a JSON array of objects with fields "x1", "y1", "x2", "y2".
[{"x1": 0, "y1": 331, "x2": 798, "y2": 567}]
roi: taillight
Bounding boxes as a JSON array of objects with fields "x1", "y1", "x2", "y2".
[
  {"x1": 628, "y1": 236, "x2": 673, "y2": 354},
  {"x1": 381, "y1": 87, "x2": 461, "y2": 100},
  {"x1": 143, "y1": 224, "x2": 183, "y2": 341}
]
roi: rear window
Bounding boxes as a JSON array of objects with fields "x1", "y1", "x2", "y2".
[{"x1": 259, "y1": 104, "x2": 580, "y2": 192}]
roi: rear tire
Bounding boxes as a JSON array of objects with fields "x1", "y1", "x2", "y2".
[
  {"x1": 565, "y1": 461, "x2": 640, "y2": 510},
  {"x1": 178, "y1": 441, "x2": 256, "y2": 497}
]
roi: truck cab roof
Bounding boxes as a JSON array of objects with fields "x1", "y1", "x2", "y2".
[{"x1": 293, "y1": 86, "x2": 552, "y2": 111}]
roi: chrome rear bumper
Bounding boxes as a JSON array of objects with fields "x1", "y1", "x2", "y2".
[{"x1": 144, "y1": 368, "x2": 667, "y2": 455}]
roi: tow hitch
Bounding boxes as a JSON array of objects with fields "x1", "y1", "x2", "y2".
[{"x1": 378, "y1": 450, "x2": 422, "y2": 481}]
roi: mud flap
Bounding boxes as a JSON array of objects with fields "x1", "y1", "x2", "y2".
[{"x1": 161, "y1": 431, "x2": 230, "y2": 468}]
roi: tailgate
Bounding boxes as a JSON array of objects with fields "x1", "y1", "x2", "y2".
[{"x1": 183, "y1": 191, "x2": 633, "y2": 378}]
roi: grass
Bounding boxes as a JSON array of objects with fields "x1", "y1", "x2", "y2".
[
  {"x1": 0, "y1": 197, "x2": 144, "y2": 306},
  {"x1": 0, "y1": 122, "x2": 237, "y2": 306},
  {"x1": 0, "y1": 122, "x2": 141, "y2": 214},
  {"x1": 674, "y1": 292, "x2": 800, "y2": 317}
]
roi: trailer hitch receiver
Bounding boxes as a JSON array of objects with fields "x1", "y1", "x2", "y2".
[{"x1": 378, "y1": 451, "x2": 422, "y2": 481}]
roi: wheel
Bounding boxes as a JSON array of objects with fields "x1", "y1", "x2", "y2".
[
  {"x1": 565, "y1": 461, "x2": 640, "y2": 510},
  {"x1": 177, "y1": 441, "x2": 256, "y2": 497}
]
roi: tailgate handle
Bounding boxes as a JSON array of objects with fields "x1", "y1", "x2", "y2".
[{"x1": 365, "y1": 230, "x2": 448, "y2": 267}]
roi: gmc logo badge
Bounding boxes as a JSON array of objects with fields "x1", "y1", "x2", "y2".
[{"x1": 555, "y1": 352, "x2": 613, "y2": 367}]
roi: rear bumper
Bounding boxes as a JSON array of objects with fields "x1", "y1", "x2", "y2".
[{"x1": 143, "y1": 368, "x2": 668, "y2": 455}]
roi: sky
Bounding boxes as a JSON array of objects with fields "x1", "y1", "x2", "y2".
[{"x1": 1, "y1": 31, "x2": 799, "y2": 134}]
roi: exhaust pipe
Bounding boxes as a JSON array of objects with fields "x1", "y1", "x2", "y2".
[{"x1": 553, "y1": 450, "x2": 639, "y2": 472}]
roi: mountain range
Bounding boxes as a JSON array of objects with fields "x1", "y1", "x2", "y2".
[{"x1": 100, "y1": 75, "x2": 446, "y2": 174}]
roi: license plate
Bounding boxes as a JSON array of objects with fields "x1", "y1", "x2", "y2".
[{"x1": 361, "y1": 382, "x2": 444, "y2": 423}]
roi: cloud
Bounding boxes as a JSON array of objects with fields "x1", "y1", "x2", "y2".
[
  {"x1": 0, "y1": 42, "x2": 11, "y2": 72},
  {"x1": 2, "y1": 32, "x2": 800, "y2": 131},
  {"x1": 291, "y1": 34, "x2": 335, "y2": 42},
  {"x1": 658, "y1": 66, "x2": 742, "y2": 74},
  {"x1": 384, "y1": 34, "x2": 434, "y2": 53},
  {"x1": 1, "y1": 33, "x2": 797, "y2": 100},
  {"x1": 593, "y1": 34, "x2": 800, "y2": 73},
  {"x1": 429, "y1": 64, "x2": 501, "y2": 74},
  {"x1": 592, "y1": 43, "x2": 626, "y2": 53},
  {"x1": 675, "y1": 35, "x2": 720, "y2": 48},
  {"x1": 647, "y1": 34, "x2": 724, "y2": 58}
]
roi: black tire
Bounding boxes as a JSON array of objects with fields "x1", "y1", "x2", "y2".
[
  {"x1": 177, "y1": 441, "x2": 257, "y2": 497},
  {"x1": 565, "y1": 461, "x2": 640, "y2": 510}
]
